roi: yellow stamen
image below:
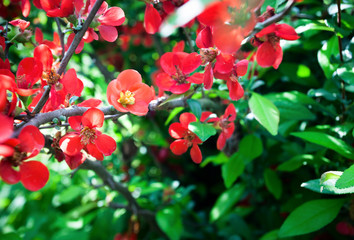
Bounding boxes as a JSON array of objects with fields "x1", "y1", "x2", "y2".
[
  {"x1": 80, "y1": 126, "x2": 97, "y2": 145},
  {"x1": 118, "y1": 90, "x2": 135, "y2": 107}
]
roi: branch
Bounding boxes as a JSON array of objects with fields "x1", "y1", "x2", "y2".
[
  {"x1": 55, "y1": 17, "x2": 66, "y2": 59},
  {"x1": 244, "y1": 0, "x2": 297, "y2": 43},
  {"x1": 31, "y1": 0, "x2": 105, "y2": 115},
  {"x1": 80, "y1": 159, "x2": 139, "y2": 214},
  {"x1": 89, "y1": 52, "x2": 115, "y2": 82},
  {"x1": 15, "y1": 96, "x2": 185, "y2": 136},
  {"x1": 80, "y1": 160, "x2": 167, "y2": 238}
]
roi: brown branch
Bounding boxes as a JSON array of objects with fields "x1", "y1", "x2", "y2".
[
  {"x1": 244, "y1": 0, "x2": 297, "y2": 43},
  {"x1": 80, "y1": 160, "x2": 167, "y2": 238},
  {"x1": 80, "y1": 159, "x2": 139, "y2": 214},
  {"x1": 31, "y1": 0, "x2": 105, "y2": 115},
  {"x1": 55, "y1": 17, "x2": 66, "y2": 59},
  {"x1": 14, "y1": 96, "x2": 185, "y2": 136},
  {"x1": 89, "y1": 52, "x2": 115, "y2": 83}
]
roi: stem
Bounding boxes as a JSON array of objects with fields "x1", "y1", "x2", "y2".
[
  {"x1": 183, "y1": 28, "x2": 194, "y2": 52},
  {"x1": 336, "y1": 0, "x2": 346, "y2": 121},
  {"x1": 14, "y1": 96, "x2": 185, "y2": 136},
  {"x1": 55, "y1": 18, "x2": 66, "y2": 59},
  {"x1": 244, "y1": 0, "x2": 296, "y2": 43},
  {"x1": 31, "y1": 0, "x2": 105, "y2": 115},
  {"x1": 57, "y1": 0, "x2": 104, "y2": 75}
]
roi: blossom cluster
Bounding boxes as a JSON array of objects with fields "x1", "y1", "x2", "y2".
[{"x1": 0, "y1": 0, "x2": 299, "y2": 194}]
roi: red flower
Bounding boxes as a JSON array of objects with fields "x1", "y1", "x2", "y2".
[
  {"x1": 169, "y1": 113, "x2": 203, "y2": 164},
  {"x1": 107, "y1": 69, "x2": 154, "y2": 116},
  {"x1": 254, "y1": 23, "x2": 299, "y2": 69},
  {"x1": 201, "y1": 104, "x2": 236, "y2": 150},
  {"x1": 59, "y1": 108, "x2": 116, "y2": 167},
  {"x1": 9, "y1": 19, "x2": 30, "y2": 31},
  {"x1": 0, "y1": 124, "x2": 49, "y2": 191},
  {"x1": 96, "y1": 3, "x2": 125, "y2": 42},
  {"x1": 156, "y1": 52, "x2": 203, "y2": 94},
  {"x1": 35, "y1": 0, "x2": 74, "y2": 17},
  {"x1": 144, "y1": 3, "x2": 161, "y2": 34},
  {"x1": 214, "y1": 59, "x2": 249, "y2": 100}
]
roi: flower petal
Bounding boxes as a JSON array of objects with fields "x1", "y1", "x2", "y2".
[
  {"x1": 20, "y1": 160, "x2": 49, "y2": 191},
  {"x1": 179, "y1": 112, "x2": 197, "y2": 128},
  {"x1": 65, "y1": 152, "x2": 86, "y2": 170},
  {"x1": 235, "y1": 60, "x2": 249, "y2": 77},
  {"x1": 170, "y1": 139, "x2": 188, "y2": 155},
  {"x1": 82, "y1": 108, "x2": 104, "y2": 129},
  {"x1": 190, "y1": 144, "x2": 202, "y2": 164},
  {"x1": 96, "y1": 134, "x2": 116, "y2": 156},
  {"x1": 169, "y1": 123, "x2": 186, "y2": 139},
  {"x1": 18, "y1": 125, "x2": 44, "y2": 156},
  {"x1": 144, "y1": 3, "x2": 161, "y2": 34},
  {"x1": 98, "y1": 25, "x2": 118, "y2": 42},
  {"x1": 34, "y1": 44, "x2": 53, "y2": 72},
  {"x1": 116, "y1": 69, "x2": 143, "y2": 91},
  {"x1": 227, "y1": 80, "x2": 244, "y2": 101},
  {"x1": 68, "y1": 116, "x2": 82, "y2": 131},
  {"x1": 0, "y1": 160, "x2": 20, "y2": 184},
  {"x1": 59, "y1": 133, "x2": 83, "y2": 156},
  {"x1": 98, "y1": 7, "x2": 125, "y2": 26},
  {"x1": 0, "y1": 114, "x2": 13, "y2": 143},
  {"x1": 86, "y1": 143, "x2": 104, "y2": 160}
]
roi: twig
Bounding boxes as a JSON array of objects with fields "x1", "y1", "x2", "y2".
[
  {"x1": 31, "y1": 0, "x2": 105, "y2": 115},
  {"x1": 244, "y1": 0, "x2": 297, "y2": 43},
  {"x1": 80, "y1": 159, "x2": 140, "y2": 214},
  {"x1": 89, "y1": 51, "x2": 115, "y2": 82},
  {"x1": 55, "y1": 17, "x2": 66, "y2": 59},
  {"x1": 153, "y1": 34, "x2": 164, "y2": 56},
  {"x1": 57, "y1": 0, "x2": 104, "y2": 75},
  {"x1": 14, "y1": 96, "x2": 185, "y2": 136},
  {"x1": 337, "y1": 0, "x2": 346, "y2": 122},
  {"x1": 183, "y1": 28, "x2": 194, "y2": 52}
]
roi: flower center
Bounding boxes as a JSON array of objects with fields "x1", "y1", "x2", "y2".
[
  {"x1": 268, "y1": 33, "x2": 280, "y2": 47},
  {"x1": 184, "y1": 131, "x2": 196, "y2": 147},
  {"x1": 42, "y1": 69, "x2": 60, "y2": 86},
  {"x1": 80, "y1": 126, "x2": 97, "y2": 145},
  {"x1": 200, "y1": 47, "x2": 219, "y2": 65},
  {"x1": 118, "y1": 90, "x2": 136, "y2": 107},
  {"x1": 6, "y1": 146, "x2": 27, "y2": 167},
  {"x1": 172, "y1": 67, "x2": 187, "y2": 84}
]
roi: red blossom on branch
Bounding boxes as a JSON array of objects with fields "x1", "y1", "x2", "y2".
[
  {"x1": 156, "y1": 52, "x2": 203, "y2": 94},
  {"x1": 169, "y1": 113, "x2": 203, "y2": 164},
  {"x1": 0, "y1": 119, "x2": 49, "y2": 191},
  {"x1": 201, "y1": 104, "x2": 237, "y2": 150},
  {"x1": 59, "y1": 108, "x2": 116, "y2": 168},
  {"x1": 107, "y1": 69, "x2": 154, "y2": 116}
]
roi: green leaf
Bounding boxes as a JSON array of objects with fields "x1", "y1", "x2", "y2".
[
  {"x1": 335, "y1": 165, "x2": 354, "y2": 189},
  {"x1": 156, "y1": 205, "x2": 183, "y2": 240},
  {"x1": 58, "y1": 186, "x2": 85, "y2": 204},
  {"x1": 210, "y1": 184, "x2": 245, "y2": 222},
  {"x1": 238, "y1": 135, "x2": 263, "y2": 163},
  {"x1": 291, "y1": 131, "x2": 354, "y2": 159},
  {"x1": 317, "y1": 35, "x2": 339, "y2": 79},
  {"x1": 260, "y1": 229, "x2": 279, "y2": 240},
  {"x1": 222, "y1": 153, "x2": 245, "y2": 188},
  {"x1": 338, "y1": 70, "x2": 354, "y2": 85},
  {"x1": 200, "y1": 152, "x2": 228, "y2": 167},
  {"x1": 249, "y1": 92, "x2": 280, "y2": 136},
  {"x1": 187, "y1": 99, "x2": 202, "y2": 119},
  {"x1": 165, "y1": 107, "x2": 184, "y2": 126},
  {"x1": 278, "y1": 199, "x2": 346, "y2": 238},
  {"x1": 264, "y1": 169, "x2": 282, "y2": 199},
  {"x1": 277, "y1": 154, "x2": 314, "y2": 172},
  {"x1": 302, "y1": 179, "x2": 354, "y2": 194},
  {"x1": 0, "y1": 233, "x2": 22, "y2": 240},
  {"x1": 274, "y1": 101, "x2": 316, "y2": 121},
  {"x1": 188, "y1": 122, "x2": 216, "y2": 142}
]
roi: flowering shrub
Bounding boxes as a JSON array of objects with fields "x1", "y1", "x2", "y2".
[{"x1": 0, "y1": 0, "x2": 353, "y2": 239}]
